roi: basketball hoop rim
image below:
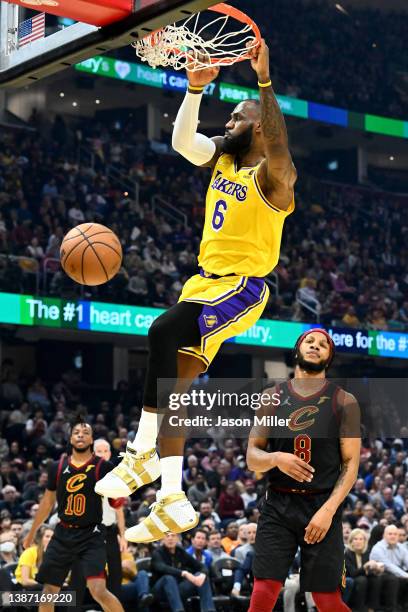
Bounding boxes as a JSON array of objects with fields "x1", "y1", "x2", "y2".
[
  {"x1": 144, "y1": 2, "x2": 261, "y2": 65},
  {"x1": 209, "y1": 3, "x2": 261, "y2": 44}
]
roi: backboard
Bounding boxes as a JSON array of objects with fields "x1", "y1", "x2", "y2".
[{"x1": 0, "y1": 0, "x2": 215, "y2": 87}]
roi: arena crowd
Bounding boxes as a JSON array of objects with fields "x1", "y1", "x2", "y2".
[{"x1": 0, "y1": 117, "x2": 406, "y2": 333}]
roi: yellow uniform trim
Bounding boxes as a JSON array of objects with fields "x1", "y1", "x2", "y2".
[
  {"x1": 183, "y1": 276, "x2": 248, "y2": 305},
  {"x1": 178, "y1": 348, "x2": 210, "y2": 367}
]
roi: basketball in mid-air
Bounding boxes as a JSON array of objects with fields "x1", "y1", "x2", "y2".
[{"x1": 60, "y1": 223, "x2": 122, "y2": 286}]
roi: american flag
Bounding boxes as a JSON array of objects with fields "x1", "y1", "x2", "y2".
[{"x1": 18, "y1": 13, "x2": 45, "y2": 47}]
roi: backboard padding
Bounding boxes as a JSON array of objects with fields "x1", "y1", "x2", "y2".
[{"x1": 0, "y1": 0, "x2": 215, "y2": 87}]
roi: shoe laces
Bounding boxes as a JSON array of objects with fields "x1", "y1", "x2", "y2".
[
  {"x1": 118, "y1": 451, "x2": 134, "y2": 468},
  {"x1": 149, "y1": 491, "x2": 164, "y2": 513},
  {"x1": 149, "y1": 500, "x2": 160, "y2": 512}
]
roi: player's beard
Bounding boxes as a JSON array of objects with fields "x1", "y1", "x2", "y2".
[
  {"x1": 296, "y1": 352, "x2": 329, "y2": 373},
  {"x1": 222, "y1": 125, "x2": 253, "y2": 155},
  {"x1": 73, "y1": 443, "x2": 92, "y2": 454}
]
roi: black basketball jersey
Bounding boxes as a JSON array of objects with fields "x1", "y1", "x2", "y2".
[
  {"x1": 47, "y1": 454, "x2": 113, "y2": 527},
  {"x1": 266, "y1": 380, "x2": 343, "y2": 490}
]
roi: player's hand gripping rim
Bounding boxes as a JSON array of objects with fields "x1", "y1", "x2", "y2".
[
  {"x1": 186, "y1": 53, "x2": 220, "y2": 88},
  {"x1": 275, "y1": 451, "x2": 315, "y2": 483}
]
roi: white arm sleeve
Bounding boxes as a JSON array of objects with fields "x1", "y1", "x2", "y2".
[{"x1": 172, "y1": 91, "x2": 216, "y2": 166}]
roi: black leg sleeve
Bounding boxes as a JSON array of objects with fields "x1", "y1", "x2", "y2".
[{"x1": 143, "y1": 301, "x2": 203, "y2": 408}]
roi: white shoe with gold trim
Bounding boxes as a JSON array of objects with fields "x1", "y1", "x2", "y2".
[
  {"x1": 95, "y1": 444, "x2": 160, "y2": 498},
  {"x1": 125, "y1": 491, "x2": 199, "y2": 543}
]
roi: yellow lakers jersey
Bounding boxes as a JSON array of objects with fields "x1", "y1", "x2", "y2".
[{"x1": 198, "y1": 154, "x2": 295, "y2": 277}]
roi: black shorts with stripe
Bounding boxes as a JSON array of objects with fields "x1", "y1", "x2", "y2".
[
  {"x1": 36, "y1": 523, "x2": 107, "y2": 587},
  {"x1": 253, "y1": 489, "x2": 345, "y2": 592}
]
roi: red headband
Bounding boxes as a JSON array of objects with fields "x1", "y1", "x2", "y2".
[{"x1": 294, "y1": 328, "x2": 335, "y2": 365}]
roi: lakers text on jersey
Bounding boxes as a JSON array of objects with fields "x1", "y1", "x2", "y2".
[{"x1": 198, "y1": 153, "x2": 294, "y2": 278}]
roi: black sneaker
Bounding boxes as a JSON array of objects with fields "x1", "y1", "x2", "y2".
[{"x1": 139, "y1": 593, "x2": 154, "y2": 606}]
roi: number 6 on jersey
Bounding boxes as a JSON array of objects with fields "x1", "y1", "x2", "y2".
[{"x1": 211, "y1": 199, "x2": 228, "y2": 231}]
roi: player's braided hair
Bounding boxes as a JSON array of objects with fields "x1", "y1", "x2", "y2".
[{"x1": 69, "y1": 417, "x2": 92, "y2": 435}]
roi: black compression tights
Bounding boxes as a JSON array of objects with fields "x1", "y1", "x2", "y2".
[{"x1": 143, "y1": 301, "x2": 203, "y2": 408}]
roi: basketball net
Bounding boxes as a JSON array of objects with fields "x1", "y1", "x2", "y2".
[{"x1": 132, "y1": 3, "x2": 261, "y2": 71}]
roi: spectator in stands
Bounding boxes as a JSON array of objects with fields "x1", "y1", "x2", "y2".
[
  {"x1": 240, "y1": 479, "x2": 257, "y2": 508},
  {"x1": 0, "y1": 530, "x2": 18, "y2": 567},
  {"x1": 14, "y1": 525, "x2": 53, "y2": 587},
  {"x1": 22, "y1": 504, "x2": 39, "y2": 536},
  {"x1": 135, "y1": 488, "x2": 157, "y2": 520},
  {"x1": 238, "y1": 507, "x2": 260, "y2": 526},
  {"x1": 231, "y1": 548, "x2": 253, "y2": 599},
  {"x1": 399, "y1": 526, "x2": 408, "y2": 549},
  {"x1": 151, "y1": 533, "x2": 215, "y2": 612},
  {"x1": 350, "y1": 478, "x2": 371, "y2": 505},
  {"x1": 345, "y1": 528, "x2": 384, "y2": 612},
  {"x1": 10, "y1": 521, "x2": 23, "y2": 552},
  {"x1": 357, "y1": 504, "x2": 378, "y2": 530},
  {"x1": 342, "y1": 306, "x2": 361, "y2": 328},
  {"x1": 232, "y1": 523, "x2": 257, "y2": 564},
  {"x1": 22, "y1": 471, "x2": 48, "y2": 503},
  {"x1": 370, "y1": 524, "x2": 408, "y2": 611},
  {"x1": 297, "y1": 279, "x2": 320, "y2": 311},
  {"x1": 218, "y1": 483, "x2": 245, "y2": 527},
  {"x1": 187, "y1": 471, "x2": 212, "y2": 509},
  {"x1": 0, "y1": 486, "x2": 25, "y2": 519},
  {"x1": 382, "y1": 487, "x2": 405, "y2": 519},
  {"x1": 119, "y1": 548, "x2": 154, "y2": 609},
  {"x1": 127, "y1": 270, "x2": 149, "y2": 304},
  {"x1": 198, "y1": 501, "x2": 221, "y2": 529},
  {"x1": 26, "y1": 237, "x2": 44, "y2": 262},
  {"x1": 343, "y1": 521, "x2": 352, "y2": 547},
  {"x1": 235, "y1": 524, "x2": 248, "y2": 549},
  {"x1": 221, "y1": 522, "x2": 240, "y2": 555},
  {"x1": 207, "y1": 531, "x2": 228, "y2": 563},
  {"x1": 185, "y1": 528, "x2": 213, "y2": 569}
]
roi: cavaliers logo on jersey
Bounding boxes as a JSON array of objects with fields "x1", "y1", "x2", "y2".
[
  {"x1": 288, "y1": 405, "x2": 319, "y2": 432},
  {"x1": 66, "y1": 473, "x2": 87, "y2": 493}
]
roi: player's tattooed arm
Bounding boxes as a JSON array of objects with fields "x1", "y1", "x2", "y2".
[
  {"x1": 304, "y1": 444, "x2": 358, "y2": 545},
  {"x1": 248, "y1": 39, "x2": 297, "y2": 210},
  {"x1": 259, "y1": 78, "x2": 288, "y2": 147},
  {"x1": 322, "y1": 392, "x2": 361, "y2": 515},
  {"x1": 304, "y1": 393, "x2": 360, "y2": 545}
]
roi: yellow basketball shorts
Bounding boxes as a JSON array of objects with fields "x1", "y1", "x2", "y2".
[{"x1": 178, "y1": 269, "x2": 269, "y2": 371}]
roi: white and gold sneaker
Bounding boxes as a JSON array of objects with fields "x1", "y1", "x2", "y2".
[
  {"x1": 95, "y1": 444, "x2": 160, "y2": 498},
  {"x1": 125, "y1": 491, "x2": 199, "y2": 543}
]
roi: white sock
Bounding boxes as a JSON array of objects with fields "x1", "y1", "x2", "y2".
[
  {"x1": 159, "y1": 456, "x2": 184, "y2": 496},
  {"x1": 129, "y1": 410, "x2": 160, "y2": 453}
]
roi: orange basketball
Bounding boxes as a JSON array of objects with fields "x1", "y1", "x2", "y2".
[{"x1": 60, "y1": 223, "x2": 122, "y2": 286}]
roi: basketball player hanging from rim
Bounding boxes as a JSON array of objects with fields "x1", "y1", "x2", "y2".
[
  {"x1": 247, "y1": 329, "x2": 361, "y2": 612},
  {"x1": 96, "y1": 39, "x2": 297, "y2": 542}
]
